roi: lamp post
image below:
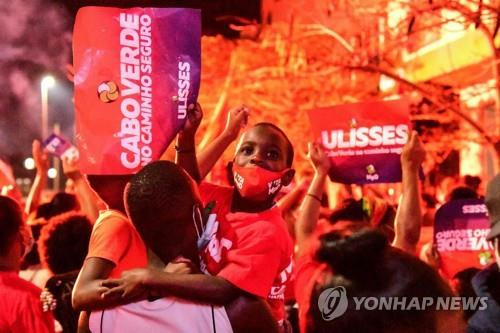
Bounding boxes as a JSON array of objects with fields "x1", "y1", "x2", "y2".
[{"x1": 40, "y1": 75, "x2": 55, "y2": 139}]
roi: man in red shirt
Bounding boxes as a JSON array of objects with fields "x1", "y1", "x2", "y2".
[{"x1": 0, "y1": 195, "x2": 55, "y2": 333}]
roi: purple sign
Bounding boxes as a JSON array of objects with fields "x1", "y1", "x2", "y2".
[
  {"x1": 434, "y1": 199, "x2": 494, "y2": 278},
  {"x1": 43, "y1": 134, "x2": 79, "y2": 160}
]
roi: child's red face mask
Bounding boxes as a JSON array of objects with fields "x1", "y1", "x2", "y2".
[{"x1": 232, "y1": 164, "x2": 288, "y2": 201}]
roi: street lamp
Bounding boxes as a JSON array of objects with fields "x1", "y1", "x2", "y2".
[
  {"x1": 47, "y1": 168, "x2": 58, "y2": 179},
  {"x1": 24, "y1": 158, "x2": 35, "y2": 170},
  {"x1": 40, "y1": 75, "x2": 56, "y2": 139}
]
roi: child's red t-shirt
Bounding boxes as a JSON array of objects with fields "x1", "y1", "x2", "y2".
[{"x1": 198, "y1": 182, "x2": 294, "y2": 323}]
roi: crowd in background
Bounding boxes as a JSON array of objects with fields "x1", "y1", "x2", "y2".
[{"x1": 0, "y1": 105, "x2": 499, "y2": 333}]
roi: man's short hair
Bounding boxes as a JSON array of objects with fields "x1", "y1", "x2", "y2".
[
  {"x1": 125, "y1": 161, "x2": 198, "y2": 261},
  {"x1": 0, "y1": 196, "x2": 23, "y2": 256},
  {"x1": 253, "y1": 122, "x2": 294, "y2": 167}
]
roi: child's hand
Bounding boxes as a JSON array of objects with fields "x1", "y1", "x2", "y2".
[
  {"x1": 223, "y1": 105, "x2": 249, "y2": 141},
  {"x1": 100, "y1": 268, "x2": 154, "y2": 302},
  {"x1": 181, "y1": 103, "x2": 203, "y2": 137},
  {"x1": 32, "y1": 140, "x2": 49, "y2": 173},
  {"x1": 401, "y1": 131, "x2": 425, "y2": 171},
  {"x1": 307, "y1": 142, "x2": 331, "y2": 176}
]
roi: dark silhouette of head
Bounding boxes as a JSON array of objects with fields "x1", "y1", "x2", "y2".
[
  {"x1": 329, "y1": 199, "x2": 368, "y2": 223},
  {"x1": 452, "y1": 268, "x2": 481, "y2": 320},
  {"x1": 49, "y1": 192, "x2": 80, "y2": 217},
  {"x1": 307, "y1": 230, "x2": 462, "y2": 333},
  {"x1": 38, "y1": 212, "x2": 92, "y2": 275},
  {"x1": 21, "y1": 192, "x2": 80, "y2": 269},
  {"x1": 0, "y1": 195, "x2": 25, "y2": 270},
  {"x1": 125, "y1": 161, "x2": 201, "y2": 264},
  {"x1": 464, "y1": 175, "x2": 481, "y2": 193},
  {"x1": 448, "y1": 186, "x2": 478, "y2": 201},
  {"x1": 87, "y1": 175, "x2": 132, "y2": 213}
]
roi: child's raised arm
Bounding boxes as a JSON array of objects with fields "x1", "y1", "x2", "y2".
[
  {"x1": 175, "y1": 103, "x2": 203, "y2": 183},
  {"x1": 198, "y1": 106, "x2": 249, "y2": 179}
]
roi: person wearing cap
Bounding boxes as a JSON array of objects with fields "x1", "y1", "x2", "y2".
[{"x1": 467, "y1": 174, "x2": 500, "y2": 333}]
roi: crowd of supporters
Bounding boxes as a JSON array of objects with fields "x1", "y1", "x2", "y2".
[{"x1": 0, "y1": 104, "x2": 499, "y2": 333}]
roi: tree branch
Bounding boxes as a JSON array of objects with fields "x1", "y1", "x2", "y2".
[{"x1": 343, "y1": 64, "x2": 494, "y2": 145}]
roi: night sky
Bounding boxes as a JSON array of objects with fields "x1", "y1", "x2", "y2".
[
  {"x1": 0, "y1": 0, "x2": 74, "y2": 178},
  {"x1": 0, "y1": 0, "x2": 260, "y2": 178}
]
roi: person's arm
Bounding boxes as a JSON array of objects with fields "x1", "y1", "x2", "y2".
[
  {"x1": 295, "y1": 143, "x2": 331, "y2": 258},
  {"x1": 101, "y1": 268, "x2": 241, "y2": 306},
  {"x1": 62, "y1": 156, "x2": 100, "y2": 223},
  {"x1": 225, "y1": 294, "x2": 279, "y2": 333},
  {"x1": 277, "y1": 179, "x2": 307, "y2": 213},
  {"x1": 175, "y1": 103, "x2": 202, "y2": 183},
  {"x1": 277, "y1": 180, "x2": 308, "y2": 238},
  {"x1": 392, "y1": 131, "x2": 426, "y2": 254},
  {"x1": 73, "y1": 215, "x2": 141, "y2": 311},
  {"x1": 72, "y1": 258, "x2": 124, "y2": 311},
  {"x1": 198, "y1": 106, "x2": 249, "y2": 179},
  {"x1": 25, "y1": 140, "x2": 49, "y2": 214}
]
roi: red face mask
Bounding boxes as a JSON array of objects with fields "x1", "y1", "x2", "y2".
[{"x1": 232, "y1": 164, "x2": 288, "y2": 201}]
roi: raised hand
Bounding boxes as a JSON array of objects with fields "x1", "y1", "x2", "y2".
[
  {"x1": 223, "y1": 105, "x2": 250, "y2": 141},
  {"x1": 61, "y1": 154, "x2": 81, "y2": 180},
  {"x1": 32, "y1": 140, "x2": 49, "y2": 173},
  {"x1": 181, "y1": 102, "x2": 203, "y2": 137},
  {"x1": 307, "y1": 142, "x2": 331, "y2": 176},
  {"x1": 401, "y1": 130, "x2": 425, "y2": 171}
]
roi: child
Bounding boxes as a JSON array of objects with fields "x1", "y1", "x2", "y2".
[{"x1": 196, "y1": 120, "x2": 295, "y2": 325}]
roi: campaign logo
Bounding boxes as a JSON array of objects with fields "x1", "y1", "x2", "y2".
[
  {"x1": 318, "y1": 286, "x2": 348, "y2": 321},
  {"x1": 366, "y1": 164, "x2": 379, "y2": 181},
  {"x1": 97, "y1": 81, "x2": 120, "y2": 103},
  {"x1": 233, "y1": 172, "x2": 244, "y2": 189},
  {"x1": 268, "y1": 179, "x2": 282, "y2": 195}
]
